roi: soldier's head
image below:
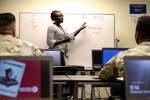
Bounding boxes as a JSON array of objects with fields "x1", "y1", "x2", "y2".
[
  {"x1": 135, "y1": 16, "x2": 150, "y2": 44},
  {"x1": 0, "y1": 13, "x2": 16, "y2": 37}
]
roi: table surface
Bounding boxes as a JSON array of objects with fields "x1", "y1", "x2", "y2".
[
  {"x1": 53, "y1": 75, "x2": 123, "y2": 82},
  {"x1": 53, "y1": 75, "x2": 71, "y2": 81}
]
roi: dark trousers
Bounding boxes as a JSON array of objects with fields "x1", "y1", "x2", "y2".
[
  {"x1": 61, "y1": 52, "x2": 66, "y2": 66},
  {"x1": 110, "y1": 81, "x2": 125, "y2": 100}
]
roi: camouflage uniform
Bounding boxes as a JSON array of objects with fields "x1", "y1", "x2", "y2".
[
  {"x1": 0, "y1": 35, "x2": 45, "y2": 56},
  {"x1": 98, "y1": 41, "x2": 150, "y2": 81}
]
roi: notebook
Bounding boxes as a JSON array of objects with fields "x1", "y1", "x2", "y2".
[
  {"x1": 102, "y1": 48, "x2": 128, "y2": 67},
  {"x1": 0, "y1": 56, "x2": 53, "y2": 100},
  {"x1": 124, "y1": 56, "x2": 150, "y2": 100},
  {"x1": 44, "y1": 50, "x2": 61, "y2": 66}
]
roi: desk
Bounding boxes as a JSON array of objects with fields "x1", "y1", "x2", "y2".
[
  {"x1": 53, "y1": 75, "x2": 122, "y2": 100},
  {"x1": 53, "y1": 75, "x2": 72, "y2": 100},
  {"x1": 53, "y1": 75, "x2": 71, "y2": 82}
]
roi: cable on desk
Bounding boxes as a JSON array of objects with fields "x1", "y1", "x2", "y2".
[{"x1": 65, "y1": 75, "x2": 72, "y2": 80}]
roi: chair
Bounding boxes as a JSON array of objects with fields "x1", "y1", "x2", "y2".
[{"x1": 53, "y1": 66, "x2": 78, "y2": 100}]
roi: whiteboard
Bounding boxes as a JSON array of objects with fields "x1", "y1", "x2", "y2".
[{"x1": 19, "y1": 12, "x2": 115, "y2": 68}]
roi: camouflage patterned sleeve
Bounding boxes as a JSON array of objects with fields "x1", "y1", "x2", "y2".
[
  {"x1": 29, "y1": 44, "x2": 46, "y2": 56},
  {"x1": 98, "y1": 60, "x2": 118, "y2": 81}
]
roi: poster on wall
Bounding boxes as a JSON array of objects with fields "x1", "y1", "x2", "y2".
[
  {"x1": 130, "y1": 4, "x2": 146, "y2": 14},
  {"x1": 130, "y1": 4, "x2": 146, "y2": 25}
]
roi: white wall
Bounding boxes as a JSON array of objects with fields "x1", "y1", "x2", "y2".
[{"x1": 1, "y1": 0, "x2": 150, "y2": 48}]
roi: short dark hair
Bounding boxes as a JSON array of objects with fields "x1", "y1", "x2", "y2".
[
  {"x1": 136, "y1": 16, "x2": 150, "y2": 40},
  {"x1": 50, "y1": 10, "x2": 61, "y2": 21},
  {"x1": 0, "y1": 13, "x2": 15, "y2": 27}
]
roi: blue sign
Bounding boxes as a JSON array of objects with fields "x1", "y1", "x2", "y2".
[{"x1": 130, "y1": 4, "x2": 146, "y2": 14}]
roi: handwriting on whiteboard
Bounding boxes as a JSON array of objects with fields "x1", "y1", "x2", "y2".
[
  {"x1": 23, "y1": 13, "x2": 112, "y2": 37},
  {"x1": 88, "y1": 26, "x2": 102, "y2": 34},
  {"x1": 30, "y1": 14, "x2": 37, "y2": 30}
]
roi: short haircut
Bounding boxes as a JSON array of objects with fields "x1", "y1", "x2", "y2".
[
  {"x1": 0, "y1": 13, "x2": 15, "y2": 27},
  {"x1": 50, "y1": 10, "x2": 61, "y2": 21},
  {"x1": 136, "y1": 16, "x2": 150, "y2": 40}
]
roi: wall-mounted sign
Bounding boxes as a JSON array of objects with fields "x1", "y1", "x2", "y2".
[{"x1": 130, "y1": 4, "x2": 146, "y2": 14}]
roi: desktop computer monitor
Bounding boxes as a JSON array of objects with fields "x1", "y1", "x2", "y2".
[
  {"x1": 91, "y1": 49, "x2": 102, "y2": 70},
  {"x1": 0, "y1": 56, "x2": 53, "y2": 100},
  {"x1": 124, "y1": 56, "x2": 150, "y2": 100},
  {"x1": 44, "y1": 50, "x2": 61, "y2": 66},
  {"x1": 102, "y1": 48, "x2": 128, "y2": 66}
]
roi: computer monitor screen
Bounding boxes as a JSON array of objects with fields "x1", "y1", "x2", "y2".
[
  {"x1": 92, "y1": 50, "x2": 102, "y2": 69},
  {"x1": 124, "y1": 56, "x2": 150, "y2": 100},
  {"x1": 0, "y1": 56, "x2": 53, "y2": 100},
  {"x1": 44, "y1": 50, "x2": 61, "y2": 66},
  {"x1": 102, "y1": 48, "x2": 128, "y2": 66}
]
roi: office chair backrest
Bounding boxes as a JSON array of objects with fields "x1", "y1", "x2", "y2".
[{"x1": 53, "y1": 66, "x2": 78, "y2": 75}]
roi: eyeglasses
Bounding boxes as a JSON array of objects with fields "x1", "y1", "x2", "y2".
[{"x1": 56, "y1": 14, "x2": 64, "y2": 18}]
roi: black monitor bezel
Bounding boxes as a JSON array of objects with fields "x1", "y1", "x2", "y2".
[{"x1": 91, "y1": 49, "x2": 103, "y2": 70}]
